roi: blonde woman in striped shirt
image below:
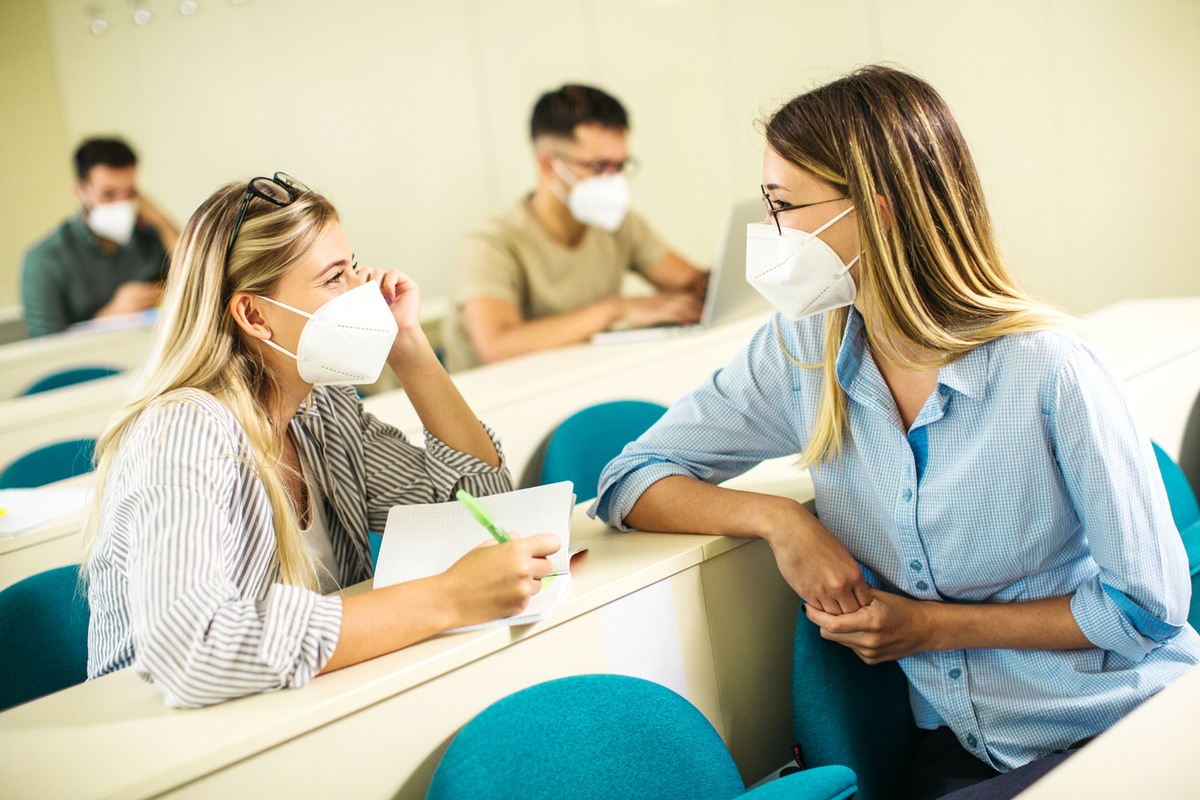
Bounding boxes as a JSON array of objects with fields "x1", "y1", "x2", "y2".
[{"x1": 83, "y1": 174, "x2": 559, "y2": 707}]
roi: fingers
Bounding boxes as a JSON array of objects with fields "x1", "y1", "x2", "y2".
[{"x1": 518, "y1": 532, "x2": 562, "y2": 558}]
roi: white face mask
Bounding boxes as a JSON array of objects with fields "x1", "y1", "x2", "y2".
[
  {"x1": 745, "y1": 205, "x2": 860, "y2": 320},
  {"x1": 257, "y1": 280, "x2": 399, "y2": 385},
  {"x1": 86, "y1": 200, "x2": 138, "y2": 246},
  {"x1": 553, "y1": 161, "x2": 630, "y2": 232}
]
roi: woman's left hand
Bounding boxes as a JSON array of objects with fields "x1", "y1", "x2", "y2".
[
  {"x1": 804, "y1": 588, "x2": 939, "y2": 664},
  {"x1": 360, "y1": 267, "x2": 422, "y2": 336}
]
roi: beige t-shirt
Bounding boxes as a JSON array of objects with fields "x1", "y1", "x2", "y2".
[{"x1": 442, "y1": 196, "x2": 669, "y2": 372}]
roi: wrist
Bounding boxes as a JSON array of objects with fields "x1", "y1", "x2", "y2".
[
  {"x1": 603, "y1": 296, "x2": 625, "y2": 326},
  {"x1": 424, "y1": 573, "x2": 466, "y2": 631},
  {"x1": 752, "y1": 495, "x2": 810, "y2": 546}
]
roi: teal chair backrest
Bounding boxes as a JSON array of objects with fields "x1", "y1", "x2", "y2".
[
  {"x1": 1178, "y1": 389, "x2": 1200, "y2": 500},
  {"x1": 429, "y1": 673, "x2": 857, "y2": 800},
  {"x1": 537, "y1": 400, "x2": 668, "y2": 502},
  {"x1": 0, "y1": 565, "x2": 90, "y2": 711},
  {"x1": 1153, "y1": 442, "x2": 1200, "y2": 531},
  {"x1": 21, "y1": 366, "x2": 122, "y2": 396},
  {"x1": 792, "y1": 611, "x2": 916, "y2": 800},
  {"x1": 1151, "y1": 441, "x2": 1200, "y2": 629},
  {"x1": 0, "y1": 438, "x2": 98, "y2": 489}
]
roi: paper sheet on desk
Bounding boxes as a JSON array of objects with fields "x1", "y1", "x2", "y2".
[
  {"x1": 0, "y1": 488, "x2": 91, "y2": 536},
  {"x1": 374, "y1": 482, "x2": 575, "y2": 632}
]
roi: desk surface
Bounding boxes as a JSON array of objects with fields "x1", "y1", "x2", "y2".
[
  {"x1": 1017, "y1": 663, "x2": 1200, "y2": 798},
  {"x1": 0, "y1": 456, "x2": 811, "y2": 799},
  {"x1": 0, "y1": 321, "x2": 153, "y2": 401}
]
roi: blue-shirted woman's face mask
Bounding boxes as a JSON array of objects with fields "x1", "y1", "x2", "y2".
[
  {"x1": 257, "y1": 280, "x2": 398, "y2": 385},
  {"x1": 745, "y1": 205, "x2": 859, "y2": 320}
]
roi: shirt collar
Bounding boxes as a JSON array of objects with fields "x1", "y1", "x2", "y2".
[
  {"x1": 835, "y1": 305, "x2": 990, "y2": 402},
  {"x1": 936, "y1": 342, "x2": 989, "y2": 401}
]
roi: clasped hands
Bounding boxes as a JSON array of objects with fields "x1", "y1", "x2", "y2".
[{"x1": 767, "y1": 516, "x2": 937, "y2": 665}]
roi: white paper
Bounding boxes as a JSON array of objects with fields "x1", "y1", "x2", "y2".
[{"x1": 374, "y1": 482, "x2": 575, "y2": 631}]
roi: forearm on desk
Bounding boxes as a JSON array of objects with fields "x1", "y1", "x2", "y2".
[
  {"x1": 467, "y1": 298, "x2": 621, "y2": 363},
  {"x1": 623, "y1": 474, "x2": 805, "y2": 540}
]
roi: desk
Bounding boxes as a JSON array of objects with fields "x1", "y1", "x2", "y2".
[
  {"x1": 0, "y1": 321, "x2": 153, "y2": 400},
  {"x1": 1016, "y1": 663, "x2": 1200, "y2": 799},
  {"x1": 0, "y1": 465, "x2": 811, "y2": 798},
  {"x1": 1122, "y1": 348, "x2": 1200, "y2": 463},
  {"x1": 1078, "y1": 297, "x2": 1200, "y2": 380},
  {"x1": 5, "y1": 298, "x2": 1197, "y2": 472},
  {"x1": 0, "y1": 375, "x2": 129, "y2": 469}
]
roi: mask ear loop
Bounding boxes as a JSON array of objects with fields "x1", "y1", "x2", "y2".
[{"x1": 254, "y1": 294, "x2": 312, "y2": 362}]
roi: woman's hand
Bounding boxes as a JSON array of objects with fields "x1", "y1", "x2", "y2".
[
  {"x1": 440, "y1": 533, "x2": 561, "y2": 628},
  {"x1": 763, "y1": 508, "x2": 872, "y2": 615},
  {"x1": 359, "y1": 267, "x2": 422, "y2": 337},
  {"x1": 804, "y1": 588, "x2": 937, "y2": 664}
]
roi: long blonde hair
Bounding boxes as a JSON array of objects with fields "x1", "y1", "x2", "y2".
[
  {"x1": 766, "y1": 65, "x2": 1070, "y2": 469},
  {"x1": 82, "y1": 179, "x2": 339, "y2": 589}
]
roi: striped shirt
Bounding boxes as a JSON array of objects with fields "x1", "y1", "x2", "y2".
[
  {"x1": 86, "y1": 384, "x2": 512, "y2": 707},
  {"x1": 592, "y1": 308, "x2": 1200, "y2": 771}
]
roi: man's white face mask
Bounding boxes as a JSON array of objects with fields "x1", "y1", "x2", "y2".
[
  {"x1": 552, "y1": 160, "x2": 630, "y2": 232},
  {"x1": 86, "y1": 199, "x2": 138, "y2": 246}
]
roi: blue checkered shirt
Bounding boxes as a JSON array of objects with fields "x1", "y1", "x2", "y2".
[{"x1": 592, "y1": 308, "x2": 1200, "y2": 771}]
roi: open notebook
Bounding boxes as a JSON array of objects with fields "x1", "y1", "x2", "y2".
[{"x1": 373, "y1": 481, "x2": 576, "y2": 632}]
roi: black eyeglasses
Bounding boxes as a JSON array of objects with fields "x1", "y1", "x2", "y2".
[
  {"x1": 556, "y1": 152, "x2": 640, "y2": 178},
  {"x1": 761, "y1": 185, "x2": 848, "y2": 234},
  {"x1": 224, "y1": 172, "x2": 310, "y2": 266}
]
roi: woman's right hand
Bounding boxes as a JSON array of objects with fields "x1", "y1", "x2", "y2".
[
  {"x1": 762, "y1": 504, "x2": 871, "y2": 615},
  {"x1": 441, "y1": 533, "x2": 561, "y2": 628}
]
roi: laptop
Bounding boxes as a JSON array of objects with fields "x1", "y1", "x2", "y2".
[{"x1": 591, "y1": 198, "x2": 769, "y2": 345}]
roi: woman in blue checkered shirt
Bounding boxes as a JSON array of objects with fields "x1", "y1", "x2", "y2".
[{"x1": 593, "y1": 66, "x2": 1200, "y2": 799}]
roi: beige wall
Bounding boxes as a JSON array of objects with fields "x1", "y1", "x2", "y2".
[
  {"x1": 0, "y1": 0, "x2": 73, "y2": 311},
  {"x1": 6, "y1": 0, "x2": 1198, "y2": 317}
]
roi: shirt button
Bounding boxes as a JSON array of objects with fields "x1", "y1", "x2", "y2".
[
  {"x1": 966, "y1": 734, "x2": 978, "y2": 748},
  {"x1": 949, "y1": 668, "x2": 962, "y2": 680},
  {"x1": 909, "y1": 560, "x2": 922, "y2": 571},
  {"x1": 915, "y1": 580, "x2": 929, "y2": 591},
  {"x1": 903, "y1": 488, "x2": 913, "y2": 502}
]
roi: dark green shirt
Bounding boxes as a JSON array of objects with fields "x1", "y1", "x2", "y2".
[{"x1": 20, "y1": 215, "x2": 168, "y2": 337}]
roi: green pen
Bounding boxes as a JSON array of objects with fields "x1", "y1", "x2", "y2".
[{"x1": 456, "y1": 489, "x2": 510, "y2": 543}]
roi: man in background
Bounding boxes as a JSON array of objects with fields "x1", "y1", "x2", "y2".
[
  {"x1": 20, "y1": 137, "x2": 179, "y2": 337},
  {"x1": 443, "y1": 84, "x2": 707, "y2": 371}
]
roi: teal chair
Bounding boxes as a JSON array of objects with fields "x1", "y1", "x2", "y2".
[
  {"x1": 0, "y1": 565, "x2": 90, "y2": 711},
  {"x1": 428, "y1": 673, "x2": 857, "y2": 800},
  {"x1": 520, "y1": 400, "x2": 668, "y2": 501},
  {"x1": 0, "y1": 438, "x2": 98, "y2": 489},
  {"x1": 1151, "y1": 442, "x2": 1200, "y2": 628},
  {"x1": 20, "y1": 366, "x2": 122, "y2": 396},
  {"x1": 792, "y1": 613, "x2": 915, "y2": 800}
]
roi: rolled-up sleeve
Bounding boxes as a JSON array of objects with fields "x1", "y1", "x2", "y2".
[
  {"x1": 117, "y1": 402, "x2": 342, "y2": 708},
  {"x1": 591, "y1": 316, "x2": 806, "y2": 529},
  {"x1": 1049, "y1": 342, "x2": 1192, "y2": 661}
]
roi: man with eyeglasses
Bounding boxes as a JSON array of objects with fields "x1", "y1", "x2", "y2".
[
  {"x1": 20, "y1": 137, "x2": 179, "y2": 337},
  {"x1": 443, "y1": 84, "x2": 707, "y2": 371}
]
